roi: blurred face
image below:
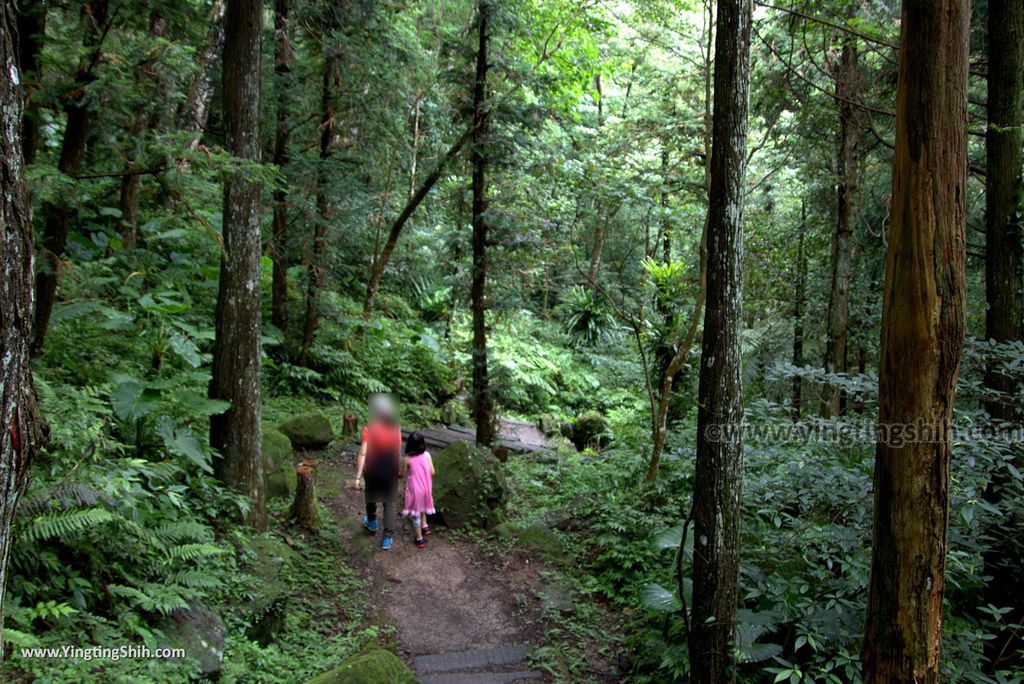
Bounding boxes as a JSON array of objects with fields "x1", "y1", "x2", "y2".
[{"x1": 369, "y1": 394, "x2": 397, "y2": 422}]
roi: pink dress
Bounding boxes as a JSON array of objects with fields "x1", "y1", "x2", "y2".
[{"x1": 403, "y1": 452, "x2": 435, "y2": 516}]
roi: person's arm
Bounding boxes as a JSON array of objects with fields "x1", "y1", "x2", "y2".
[
  {"x1": 353, "y1": 440, "x2": 367, "y2": 489},
  {"x1": 395, "y1": 446, "x2": 403, "y2": 477},
  {"x1": 428, "y1": 453, "x2": 435, "y2": 476}
]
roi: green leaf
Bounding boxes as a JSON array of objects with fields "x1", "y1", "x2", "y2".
[
  {"x1": 111, "y1": 379, "x2": 161, "y2": 421},
  {"x1": 639, "y1": 583, "x2": 680, "y2": 612},
  {"x1": 156, "y1": 417, "x2": 213, "y2": 473}
]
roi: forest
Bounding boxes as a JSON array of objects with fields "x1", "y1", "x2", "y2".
[{"x1": 0, "y1": 0, "x2": 1021, "y2": 682}]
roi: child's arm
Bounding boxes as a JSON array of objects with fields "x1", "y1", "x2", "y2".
[{"x1": 428, "y1": 453, "x2": 435, "y2": 476}]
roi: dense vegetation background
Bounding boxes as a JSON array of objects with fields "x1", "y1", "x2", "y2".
[{"x1": 0, "y1": 0, "x2": 1021, "y2": 681}]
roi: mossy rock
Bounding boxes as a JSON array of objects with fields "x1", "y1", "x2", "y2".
[
  {"x1": 537, "y1": 413, "x2": 564, "y2": 436},
  {"x1": 304, "y1": 649, "x2": 415, "y2": 684},
  {"x1": 516, "y1": 523, "x2": 567, "y2": 563},
  {"x1": 278, "y1": 412, "x2": 334, "y2": 449},
  {"x1": 242, "y1": 536, "x2": 294, "y2": 646},
  {"x1": 263, "y1": 429, "x2": 296, "y2": 499},
  {"x1": 432, "y1": 441, "x2": 507, "y2": 529},
  {"x1": 156, "y1": 604, "x2": 225, "y2": 676},
  {"x1": 567, "y1": 411, "x2": 610, "y2": 451}
]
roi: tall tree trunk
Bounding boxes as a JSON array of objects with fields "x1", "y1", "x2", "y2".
[
  {"x1": 31, "y1": 0, "x2": 110, "y2": 356},
  {"x1": 209, "y1": 0, "x2": 266, "y2": 531},
  {"x1": 179, "y1": 0, "x2": 226, "y2": 150},
  {"x1": 821, "y1": 21, "x2": 859, "y2": 418},
  {"x1": 470, "y1": 0, "x2": 494, "y2": 447},
  {"x1": 687, "y1": 0, "x2": 751, "y2": 680},
  {"x1": 299, "y1": 26, "x2": 343, "y2": 366},
  {"x1": 362, "y1": 128, "x2": 473, "y2": 321},
  {"x1": 586, "y1": 204, "x2": 608, "y2": 288},
  {"x1": 982, "y1": 0, "x2": 1024, "y2": 670},
  {"x1": 861, "y1": 1, "x2": 969, "y2": 680},
  {"x1": 1, "y1": 1, "x2": 47, "y2": 661},
  {"x1": 791, "y1": 201, "x2": 807, "y2": 421},
  {"x1": 119, "y1": 12, "x2": 167, "y2": 250},
  {"x1": 270, "y1": 0, "x2": 293, "y2": 332},
  {"x1": 15, "y1": 0, "x2": 45, "y2": 165}
]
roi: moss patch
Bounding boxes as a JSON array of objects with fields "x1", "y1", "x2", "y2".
[
  {"x1": 278, "y1": 412, "x2": 334, "y2": 449},
  {"x1": 304, "y1": 649, "x2": 415, "y2": 684}
]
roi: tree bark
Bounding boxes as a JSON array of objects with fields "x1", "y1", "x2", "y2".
[
  {"x1": 687, "y1": 0, "x2": 751, "y2": 680},
  {"x1": 470, "y1": 0, "x2": 494, "y2": 447},
  {"x1": 361, "y1": 127, "x2": 473, "y2": 321},
  {"x1": 270, "y1": 0, "x2": 294, "y2": 332},
  {"x1": 791, "y1": 201, "x2": 807, "y2": 421},
  {"x1": 15, "y1": 0, "x2": 45, "y2": 165},
  {"x1": 982, "y1": 0, "x2": 1024, "y2": 670},
  {"x1": 1, "y1": 1, "x2": 47, "y2": 661},
  {"x1": 299, "y1": 24, "x2": 343, "y2": 366},
  {"x1": 119, "y1": 12, "x2": 167, "y2": 250},
  {"x1": 861, "y1": 1, "x2": 969, "y2": 681},
  {"x1": 821, "y1": 20, "x2": 859, "y2": 418},
  {"x1": 179, "y1": 0, "x2": 226, "y2": 150},
  {"x1": 287, "y1": 461, "x2": 320, "y2": 530},
  {"x1": 31, "y1": 0, "x2": 110, "y2": 357},
  {"x1": 209, "y1": 0, "x2": 266, "y2": 532}
]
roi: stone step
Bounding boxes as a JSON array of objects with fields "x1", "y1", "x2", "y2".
[
  {"x1": 418, "y1": 671, "x2": 543, "y2": 684},
  {"x1": 415, "y1": 644, "x2": 530, "y2": 674}
]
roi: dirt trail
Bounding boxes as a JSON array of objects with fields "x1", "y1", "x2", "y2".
[{"x1": 317, "y1": 430, "x2": 552, "y2": 682}]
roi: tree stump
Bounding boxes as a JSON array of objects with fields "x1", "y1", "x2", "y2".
[
  {"x1": 286, "y1": 460, "x2": 320, "y2": 530},
  {"x1": 342, "y1": 413, "x2": 358, "y2": 438}
]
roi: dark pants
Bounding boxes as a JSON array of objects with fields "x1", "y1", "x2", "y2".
[
  {"x1": 365, "y1": 499, "x2": 396, "y2": 537},
  {"x1": 364, "y1": 454, "x2": 398, "y2": 537}
]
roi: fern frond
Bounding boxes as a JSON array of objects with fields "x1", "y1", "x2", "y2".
[
  {"x1": 165, "y1": 543, "x2": 225, "y2": 563},
  {"x1": 20, "y1": 508, "x2": 115, "y2": 544}
]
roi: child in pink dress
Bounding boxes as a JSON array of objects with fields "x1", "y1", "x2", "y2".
[{"x1": 402, "y1": 432, "x2": 435, "y2": 549}]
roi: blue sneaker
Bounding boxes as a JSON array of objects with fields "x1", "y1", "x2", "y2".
[
  {"x1": 363, "y1": 517, "x2": 378, "y2": 534},
  {"x1": 381, "y1": 537, "x2": 393, "y2": 551}
]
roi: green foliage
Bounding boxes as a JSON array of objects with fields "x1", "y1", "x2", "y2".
[{"x1": 562, "y1": 286, "x2": 621, "y2": 348}]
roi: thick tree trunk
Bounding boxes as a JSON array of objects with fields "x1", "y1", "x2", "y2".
[
  {"x1": 861, "y1": 1, "x2": 969, "y2": 681},
  {"x1": 361, "y1": 128, "x2": 473, "y2": 321},
  {"x1": 15, "y1": 0, "x2": 45, "y2": 165},
  {"x1": 1, "y1": 2, "x2": 46, "y2": 661},
  {"x1": 470, "y1": 0, "x2": 494, "y2": 447},
  {"x1": 179, "y1": 0, "x2": 226, "y2": 150},
  {"x1": 687, "y1": 0, "x2": 751, "y2": 680},
  {"x1": 31, "y1": 0, "x2": 109, "y2": 356},
  {"x1": 209, "y1": 0, "x2": 266, "y2": 531},
  {"x1": 982, "y1": 0, "x2": 1024, "y2": 670},
  {"x1": 791, "y1": 201, "x2": 807, "y2": 421},
  {"x1": 821, "y1": 23, "x2": 859, "y2": 418},
  {"x1": 270, "y1": 0, "x2": 293, "y2": 332},
  {"x1": 299, "y1": 32, "x2": 343, "y2": 366}
]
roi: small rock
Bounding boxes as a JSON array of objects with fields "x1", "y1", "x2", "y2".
[
  {"x1": 540, "y1": 583, "x2": 574, "y2": 614},
  {"x1": 515, "y1": 524, "x2": 567, "y2": 564}
]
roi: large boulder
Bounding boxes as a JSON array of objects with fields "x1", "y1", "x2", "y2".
[
  {"x1": 278, "y1": 412, "x2": 334, "y2": 449},
  {"x1": 243, "y1": 537, "x2": 294, "y2": 646},
  {"x1": 564, "y1": 411, "x2": 610, "y2": 451},
  {"x1": 157, "y1": 604, "x2": 225, "y2": 677},
  {"x1": 432, "y1": 441, "x2": 506, "y2": 529},
  {"x1": 263, "y1": 429, "x2": 296, "y2": 499},
  {"x1": 304, "y1": 649, "x2": 416, "y2": 684}
]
